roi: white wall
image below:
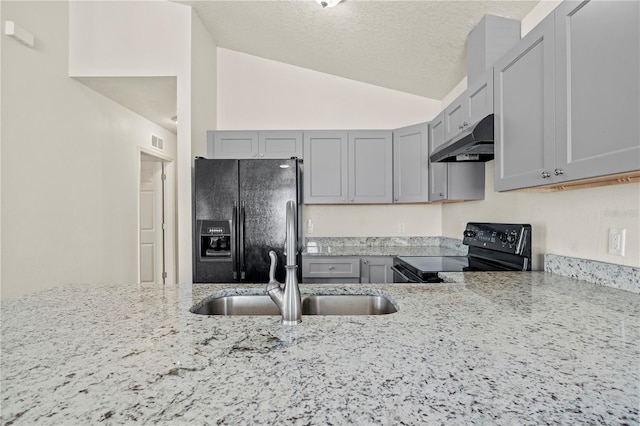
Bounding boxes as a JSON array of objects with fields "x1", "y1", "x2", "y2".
[
  {"x1": 218, "y1": 48, "x2": 440, "y2": 131},
  {"x1": 190, "y1": 10, "x2": 217, "y2": 159},
  {"x1": 441, "y1": 0, "x2": 640, "y2": 269},
  {"x1": 217, "y1": 48, "x2": 443, "y2": 238},
  {"x1": 443, "y1": 166, "x2": 640, "y2": 270},
  {"x1": 1, "y1": 1, "x2": 177, "y2": 299},
  {"x1": 69, "y1": 0, "x2": 200, "y2": 285}
]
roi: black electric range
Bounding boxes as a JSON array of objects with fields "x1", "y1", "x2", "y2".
[{"x1": 392, "y1": 223, "x2": 532, "y2": 283}]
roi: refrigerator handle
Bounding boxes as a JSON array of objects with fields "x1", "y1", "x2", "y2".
[
  {"x1": 232, "y1": 202, "x2": 238, "y2": 280},
  {"x1": 240, "y1": 201, "x2": 246, "y2": 280}
]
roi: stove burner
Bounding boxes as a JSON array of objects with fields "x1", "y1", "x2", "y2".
[{"x1": 392, "y1": 223, "x2": 531, "y2": 283}]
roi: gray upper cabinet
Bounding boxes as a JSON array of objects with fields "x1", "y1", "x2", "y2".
[
  {"x1": 466, "y1": 67, "x2": 494, "y2": 125},
  {"x1": 304, "y1": 130, "x2": 392, "y2": 204},
  {"x1": 444, "y1": 67, "x2": 494, "y2": 143},
  {"x1": 428, "y1": 113, "x2": 448, "y2": 201},
  {"x1": 208, "y1": 130, "x2": 302, "y2": 159},
  {"x1": 259, "y1": 131, "x2": 303, "y2": 159},
  {"x1": 495, "y1": 1, "x2": 640, "y2": 191},
  {"x1": 208, "y1": 131, "x2": 258, "y2": 159},
  {"x1": 494, "y1": 15, "x2": 556, "y2": 191},
  {"x1": 393, "y1": 122, "x2": 429, "y2": 203},
  {"x1": 429, "y1": 112, "x2": 485, "y2": 202},
  {"x1": 303, "y1": 131, "x2": 348, "y2": 204},
  {"x1": 444, "y1": 93, "x2": 466, "y2": 142},
  {"x1": 349, "y1": 130, "x2": 393, "y2": 203},
  {"x1": 554, "y1": 0, "x2": 640, "y2": 182}
]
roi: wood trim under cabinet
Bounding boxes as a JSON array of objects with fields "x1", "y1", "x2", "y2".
[{"x1": 509, "y1": 171, "x2": 640, "y2": 193}]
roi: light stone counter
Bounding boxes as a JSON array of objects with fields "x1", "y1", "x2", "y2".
[{"x1": 1, "y1": 272, "x2": 639, "y2": 425}]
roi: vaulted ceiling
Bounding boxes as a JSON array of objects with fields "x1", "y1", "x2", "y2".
[
  {"x1": 180, "y1": 0, "x2": 539, "y2": 99},
  {"x1": 81, "y1": 1, "x2": 540, "y2": 133}
]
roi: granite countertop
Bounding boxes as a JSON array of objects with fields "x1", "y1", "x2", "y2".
[{"x1": 1, "y1": 272, "x2": 639, "y2": 425}]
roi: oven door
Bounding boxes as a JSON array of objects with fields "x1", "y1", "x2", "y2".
[{"x1": 391, "y1": 264, "x2": 421, "y2": 283}]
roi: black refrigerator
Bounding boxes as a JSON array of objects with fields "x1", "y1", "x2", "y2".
[{"x1": 193, "y1": 157, "x2": 302, "y2": 283}]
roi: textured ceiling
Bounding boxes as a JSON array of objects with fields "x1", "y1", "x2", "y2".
[
  {"x1": 79, "y1": 1, "x2": 539, "y2": 132},
  {"x1": 180, "y1": 0, "x2": 539, "y2": 99}
]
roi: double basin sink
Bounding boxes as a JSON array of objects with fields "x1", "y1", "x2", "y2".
[{"x1": 191, "y1": 293, "x2": 398, "y2": 316}]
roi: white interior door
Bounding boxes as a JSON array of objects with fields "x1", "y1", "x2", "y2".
[{"x1": 140, "y1": 154, "x2": 165, "y2": 284}]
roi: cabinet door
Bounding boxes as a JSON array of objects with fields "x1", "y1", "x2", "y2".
[
  {"x1": 446, "y1": 163, "x2": 485, "y2": 201},
  {"x1": 429, "y1": 112, "x2": 446, "y2": 152},
  {"x1": 258, "y1": 131, "x2": 303, "y2": 159},
  {"x1": 554, "y1": 0, "x2": 640, "y2": 181},
  {"x1": 444, "y1": 93, "x2": 466, "y2": 142},
  {"x1": 360, "y1": 257, "x2": 393, "y2": 284},
  {"x1": 428, "y1": 114, "x2": 448, "y2": 201},
  {"x1": 208, "y1": 131, "x2": 259, "y2": 159},
  {"x1": 494, "y1": 15, "x2": 556, "y2": 191},
  {"x1": 347, "y1": 131, "x2": 393, "y2": 204},
  {"x1": 393, "y1": 123, "x2": 429, "y2": 203},
  {"x1": 303, "y1": 131, "x2": 348, "y2": 204},
  {"x1": 466, "y1": 67, "x2": 494, "y2": 125}
]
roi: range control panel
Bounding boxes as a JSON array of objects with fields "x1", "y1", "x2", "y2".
[{"x1": 462, "y1": 222, "x2": 532, "y2": 256}]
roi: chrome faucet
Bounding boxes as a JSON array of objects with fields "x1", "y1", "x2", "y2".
[{"x1": 266, "y1": 200, "x2": 301, "y2": 325}]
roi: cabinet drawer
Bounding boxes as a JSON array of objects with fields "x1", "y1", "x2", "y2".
[{"x1": 302, "y1": 257, "x2": 360, "y2": 278}]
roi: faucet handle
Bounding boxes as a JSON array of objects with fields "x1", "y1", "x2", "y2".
[{"x1": 268, "y1": 251, "x2": 278, "y2": 284}]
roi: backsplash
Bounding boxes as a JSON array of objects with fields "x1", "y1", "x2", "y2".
[
  {"x1": 304, "y1": 236, "x2": 468, "y2": 253},
  {"x1": 544, "y1": 254, "x2": 640, "y2": 294}
]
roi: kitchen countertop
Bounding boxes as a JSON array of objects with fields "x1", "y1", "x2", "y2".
[{"x1": 1, "y1": 272, "x2": 639, "y2": 425}]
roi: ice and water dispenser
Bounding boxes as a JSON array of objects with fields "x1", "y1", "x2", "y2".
[{"x1": 197, "y1": 220, "x2": 232, "y2": 260}]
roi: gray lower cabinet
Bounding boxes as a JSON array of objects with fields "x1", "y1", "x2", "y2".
[
  {"x1": 304, "y1": 130, "x2": 393, "y2": 204},
  {"x1": 208, "y1": 130, "x2": 303, "y2": 159},
  {"x1": 495, "y1": 0, "x2": 640, "y2": 191},
  {"x1": 393, "y1": 122, "x2": 429, "y2": 203},
  {"x1": 360, "y1": 256, "x2": 394, "y2": 284},
  {"x1": 301, "y1": 256, "x2": 360, "y2": 283}
]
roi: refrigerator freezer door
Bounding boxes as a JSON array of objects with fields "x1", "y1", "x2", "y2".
[
  {"x1": 193, "y1": 158, "x2": 239, "y2": 283},
  {"x1": 239, "y1": 159, "x2": 298, "y2": 283}
]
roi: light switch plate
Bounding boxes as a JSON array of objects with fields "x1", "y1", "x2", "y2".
[{"x1": 608, "y1": 228, "x2": 626, "y2": 256}]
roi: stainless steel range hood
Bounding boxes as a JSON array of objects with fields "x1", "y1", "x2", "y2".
[{"x1": 430, "y1": 114, "x2": 494, "y2": 163}]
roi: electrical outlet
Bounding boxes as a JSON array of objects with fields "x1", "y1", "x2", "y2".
[
  {"x1": 608, "y1": 228, "x2": 626, "y2": 256},
  {"x1": 399, "y1": 223, "x2": 405, "y2": 234},
  {"x1": 307, "y1": 219, "x2": 314, "y2": 234}
]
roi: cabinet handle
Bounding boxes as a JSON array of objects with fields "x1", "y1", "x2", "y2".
[
  {"x1": 458, "y1": 124, "x2": 464, "y2": 130},
  {"x1": 328, "y1": 266, "x2": 335, "y2": 270},
  {"x1": 363, "y1": 260, "x2": 369, "y2": 265},
  {"x1": 554, "y1": 168, "x2": 564, "y2": 176},
  {"x1": 439, "y1": 192, "x2": 444, "y2": 197},
  {"x1": 394, "y1": 197, "x2": 399, "y2": 201},
  {"x1": 463, "y1": 122, "x2": 469, "y2": 127},
  {"x1": 541, "y1": 171, "x2": 551, "y2": 179}
]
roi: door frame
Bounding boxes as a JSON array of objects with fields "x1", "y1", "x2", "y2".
[{"x1": 137, "y1": 147, "x2": 176, "y2": 285}]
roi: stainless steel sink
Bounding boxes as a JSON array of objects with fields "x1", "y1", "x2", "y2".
[{"x1": 191, "y1": 294, "x2": 397, "y2": 316}]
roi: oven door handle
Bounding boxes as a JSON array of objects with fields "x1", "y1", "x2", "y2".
[{"x1": 391, "y1": 265, "x2": 416, "y2": 283}]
